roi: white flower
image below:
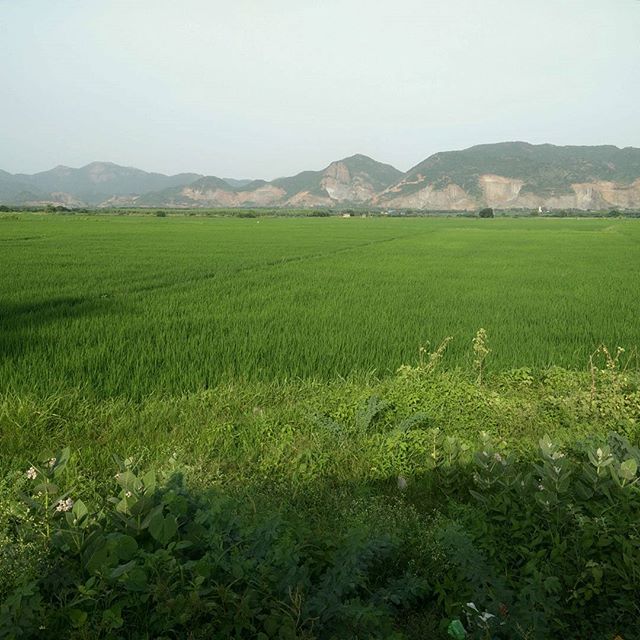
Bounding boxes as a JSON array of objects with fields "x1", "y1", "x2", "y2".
[
  {"x1": 125, "y1": 491, "x2": 133, "y2": 498},
  {"x1": 538, "y1": 484, "x2": 544, "y2": 491},
  {"x1": 494, "y1": 453, "x2": 503, "y2": 463},
  {"x1": 26, "y1": 466, "x2": 38, "y2": 480},
  {"x1": 56, "y1": 498, "x2": 74, "y2": 512},
  {"x1": 48, "y1": 457, "x2": 56, "y2": 468}
]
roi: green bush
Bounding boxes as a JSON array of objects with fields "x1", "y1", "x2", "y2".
[
  {"x1": 431, "y1": 432, "x2": 640, "y2": 639},
  {"x1": 0, "y1": 451, "x2": 426, "y2": 639},
  {"x1": 3, "y1": 431, "x2": 640, "y2": 638}
]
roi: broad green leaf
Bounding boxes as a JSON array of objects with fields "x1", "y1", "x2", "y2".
[
  {"x1": 72, "y1": 499, "x2": 89, "y2": 522},
  {"x1": 113, "y1": 534, "x2": 138, "y2": 561},
  {"x1": 447, "y1": 619, "x2": 467, "y2": 639},
  {"x1": 68, "y1": 608, "x2": 87, "y2": 627},
  {"x1": 110, "y1": 560, "x2": 137, "y2": 579},
  {"x1": 149, "y1": 510, "x2": 178, "y2": 545},
  {"x1": 620, "y1": 458, "x2": 638, "y2": 481},
  {"x1": 141, "y1": 470, "x2": 156, "y2": 493},
  {"x1": 122, "y1": 567, "x2": 148, "y2": 592},
  {"x1": 114, "y1": 470, "x2": 141, "y2": 492},
  {"x1": 52, "y1": 447, "x2": 71, "y2": 477}
]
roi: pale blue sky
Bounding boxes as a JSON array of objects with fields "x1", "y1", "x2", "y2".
[{"x1": 1, "y1": 0, "x2": 639, "y2": 178}]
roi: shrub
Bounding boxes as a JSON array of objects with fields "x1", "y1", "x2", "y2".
[
  {"x1": 0, "y1": 451, "x2": 426, "y2": 639},
  {"x1": 434, "y1": 433, "x2": 640, "y2": 639},
  {"x1": 478, "y1": 208, "x2": 494, "y2": 218}
]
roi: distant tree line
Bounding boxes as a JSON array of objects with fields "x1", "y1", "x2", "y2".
[{"x1": 1, "y1": 204, "x2": 640, "y2": 219}]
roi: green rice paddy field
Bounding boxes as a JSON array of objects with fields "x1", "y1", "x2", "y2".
[
  {"x1": 1, "y1": 214, "x2": 639, "y2": 397},
  {"x1": 3, "y1": 213, "x2": 640, "y2": 638}
]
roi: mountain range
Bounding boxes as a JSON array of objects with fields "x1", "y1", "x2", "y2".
[{"x1": 2, "y1": 142, "x2": 640, "y2": 210}]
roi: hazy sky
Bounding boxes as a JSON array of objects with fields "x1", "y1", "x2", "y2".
[{"x1": 1, "y1": 0, "x2": 639, "y2": 178}]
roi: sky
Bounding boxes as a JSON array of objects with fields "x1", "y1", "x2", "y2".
[{"x1": 1, "y1": 0, "x2": 639, "y2": 179}]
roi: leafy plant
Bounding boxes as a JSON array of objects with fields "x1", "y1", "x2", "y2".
[{"x1": 1, "y1": 451, "x2": 427, "y2": 639}]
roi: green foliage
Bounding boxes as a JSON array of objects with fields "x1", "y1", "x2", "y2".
[
  {"x1": 1, "y1": 216, "x2": 639, "y2": 397},
  {"x1": 431, "y1": 432, "x2": 640, "y2": 639},
  {"x1": 2, "y1": 213, "x2": 640, "y2": 637},
  {"x1": 1, "y1": 453, "x2": 426, "y2": 639},
  {"x1": 3, "y1": 427, "x2": 640, "y2": 638},
  {"x1": 0, "y1": 353, "x2": 639, "y2": 636},
  {"x1": 478, "y1": 207, "x2": 494, "y2": 218}
]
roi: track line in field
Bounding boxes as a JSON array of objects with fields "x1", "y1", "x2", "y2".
[{"x1": 124, "y1": 232, "x2": 425, "y2": 296}]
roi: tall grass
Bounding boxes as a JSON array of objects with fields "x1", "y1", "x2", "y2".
[{"x1": 1, "y1": 214, "x2": 639, "y2": 397}]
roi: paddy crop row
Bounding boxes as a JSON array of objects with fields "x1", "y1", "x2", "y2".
[{"x1": 1, "y1": 214, "x2": 639, "y2": 397}]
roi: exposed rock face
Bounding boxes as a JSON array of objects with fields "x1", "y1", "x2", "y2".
[
  {"x1": 376, "y1": 180, "x2": 476, "y2": 210},
  {"x1": 572, "y1": 179, "x2": 640, "y2": 209},
  {"x1": 320, "y1": 161, "x2": 380, "y2": 202},
  {"x1": 180, "y1": 184, "x2": 286, "y2": 207},
  {"x1": 284, "y1": 191, "x2": 334, "y2": 207},
  {"x1": 376, "y1": 176, "x2": 640, "y2": 210},
  {"x1": 376, "y1": 142, "x2": 640, "y2": 210},
  {"x1": 2, "y1": 143, "x2": 640, "y2": 209},
  {"x1": 479, "y1": 175, "x2": 525, "y2": 208}
]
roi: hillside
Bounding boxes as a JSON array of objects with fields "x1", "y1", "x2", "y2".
[
  {"x1": 377, "y1": 142, "x2": 640, "y2": 210},
  {"x1": 2, "y1": 162, "x2": 203, "y2": 206},
  {"x1": 134, "y1": 154, "x2": 402, "y2": 208},
  {"x1": 2, "y1": 143, "x2": 640, "y2": 209}
]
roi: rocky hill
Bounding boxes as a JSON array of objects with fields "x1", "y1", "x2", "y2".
[
  {"x1": 376, "y1": 142, "x2": 640, "y2": 210},
  {"x1": 133, "y1": 154, "x2": 403, "y2": 208},
  {"x1": 2, "y1": 143, "x2": 639, "y2": 210}
]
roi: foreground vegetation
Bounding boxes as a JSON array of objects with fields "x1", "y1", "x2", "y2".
[
  {"x1": 2, "y1": 348, "x2": 640, "y2": 638},
  {"x1": 2, "y1": 215, "x2": 639, "y2": 637}
]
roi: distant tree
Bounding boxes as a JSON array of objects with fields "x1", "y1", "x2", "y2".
[
  {"x1": 155, "y1": 210, "x2": 167, "y2": 217},
  {"x1": 478, "y1": 207, "x2": 494, "y2": 218},
  {"x1": 0, "y1": 205, "x2": 10, "y2": 212}
]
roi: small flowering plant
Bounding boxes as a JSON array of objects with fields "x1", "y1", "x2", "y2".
[{"x1": 18, "y1": 447, "x2": 87, "y2": 537}]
